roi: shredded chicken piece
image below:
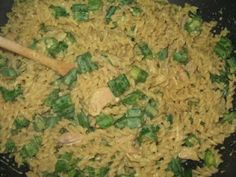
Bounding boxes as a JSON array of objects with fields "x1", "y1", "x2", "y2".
[
  {"x1": 178, "y1": 147, "x2": 199, "y2": 161},
  {"x1": 88, "y1": 87, "x2": 116, "y2": 116},
  {"x1": 58, "y1": 133, "x2": 82, "y2": 145}
]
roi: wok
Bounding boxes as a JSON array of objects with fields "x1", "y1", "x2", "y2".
[{"x1": 0, "y1": 0, "x2": 236, "y2": 177}]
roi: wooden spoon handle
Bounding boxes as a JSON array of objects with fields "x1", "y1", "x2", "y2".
[{"x1": 0, "y1": 36, "x2": 75, "y2": 75}]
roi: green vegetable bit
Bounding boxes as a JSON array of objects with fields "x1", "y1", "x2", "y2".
[
  {"x1": 145, "y1": 98, "x2": 158, "y2": 118},
  {"x1": 96, "y1": 113, "x2": 113, "y2": 129},
  {"x1": 137, "y1": 125, "x2": 160, "y2": 144},
  {"x1": 88, "y1": 0, "x2": 103, "y2": 11},
  {"x1": 76, "y1": 111, "x2": 91, "y2": 129},
  {"x1": 156, "y1": 48, "x2": 168, "y2": 61},
  {"x1": 52, "y1": 94, "x2": 75, "y2": 119},
  {"x1": 33, "y1": 115, "x2": 48, "y2": 132},
  {"x1": 227, "y1": 57, "x2": 236, "y2": 73},
  {"x1": 137, "y1": 42, "x2": 153, "y2": 59},
  {"x1": 44, "y1": 90, "x2": 75, "y2": 119},
  {"x1": 76, "y1": 52, "x2": 98, "y2": 74},
  {"x1": 0, "y1": 85, "x2": 23, "y2": 102},
  {"x1": 115, "y1": 107, "x2": 144, "y2": 129},
  {"x1": 108, "y1": 74, "x2": 130, "y2": 97},
  {"x1": 44, "y1": 37, "x2": 68, "y2": 58},
  {"x1": 204, "y1": 149, "x2": 216, "y2": 167},
  {"x1": 55, "y1": 152, "x2": 79, "y2": 174},
  {"x1": 165, "y1": 114, "x2": 173, "y2": 125},
  {"x1": 220, "y1": 111, "x2": 236, "y2": 124},
  {"x1": 11, "y1": 117, "x2": 30, "y2": 134},
  {"x1": 5, "y1": 139, "x2": 16, "y2": 153},
  {"x1": 121, "y1": 90, "x2": 146, "y2": 105},
  {"x1": 105, "y1": 6, "x2": 117, "y2": 23},
  {"x1": 183, "y1": 133, "x2": 199, "y2": 147},
  {"x1": 20, "y1": 136, "x2": 42, "y2": 160},
  {"x1": 130, "y1": 66, "x2": 149, "y2": 84},
  {"x1": 44, "y1": 89, "x2": 60, "y2": 107},
  {"x1": 62, "y1": 68, "x2": 78, "y2": 86},
  {"x1": 71, "y1": 4, "x2": 89, "y2": 22},
  {"x1": 49, "y1": 5, "x2": 69, "y2": 19},
  {"x1": 129, "y1": 6, "x2": 142, "y2": 16},
  {"x1": 173, "y1": 48, "x2": 189, "y2": 65},
  {"x1": 214, "y1": 37, "x2": 233, "y2": 60},
  {"x1": 0, "y1": 55, "x2": 8, "y2": 68},
  {"x1": 65, "y1": 32, "x2": 76, "y2": 44},
  {"x1": 210, "y1": 70, "x2": 229, "y2": 97},
  {"x1": 184, "y1": 11, "x2": 203, "y2": 36},
  {"x1": 0, "y1": 67, "x2": 18, "y2": 78},
  {"x1": 167, "y1": 157, "x2": 193, "y2": 177}
]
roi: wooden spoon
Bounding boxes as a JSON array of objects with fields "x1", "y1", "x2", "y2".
[{"x1": 0, "y1": 36, "x2": 75, "y2": 76}]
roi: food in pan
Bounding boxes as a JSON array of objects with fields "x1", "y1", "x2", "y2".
[{"x1": 0, "y1": 0, "x2": 236, "y2": 177}]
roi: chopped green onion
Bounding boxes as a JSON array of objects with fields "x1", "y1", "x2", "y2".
[
  {"x1": 76, "y1": 52, "x2": 98, "y2": 74},
  {"x1": 52, "y1": 94, "x2": 75, "y2": 119},
  {"x1": 108, "y1": 74, "x2": 130, "y2": 97},
  {"x1": 71, "y1": 4, "x2": 89, "y2": 22},
  {"x1": 55, "y1": 152, "x2": 79, "y2": 173},
  {"x1": 145, "y1": 98, "x2": 158, "y2": 118},
  {"x1": 0, "y1": 85, "x2": 23, "y2": 102},
  {"x1": 0, "y1": 67, "x2": 18, "y2": 78},
  {"x1": 44, "y1": 89, "x2": 60, "y2": 107},
  {"x1": 214, "y1": 37, "x2": 233, "y2": 60},
  {"x1": 129, "y1": 6, "x2": 142, "y2": 16},
  {"x1": 5, "y1": 139, "x2": 16, "y2": 153},
  {"x1": 173, "y1": 48, "x2": 189, "y2": 65},
  {"x1": 96, "y1": 113, "x2": 113, "y2": 129},
  {"x1": 227, "y1": 57, "x2": 236, "y2": 73},
  {"x1": 165, "y1": 114, "x2": 173, "y2": 125},
  {"x1": 220, "y1": 111, "x2": 236, "y2": 124},
  {"x1": 105, "y1": 6, "x2": 117, "y2": 23},
  {"x1": 167, "y1": 157, "x2": 193, "y2": 177},
  {"x1": 129, "y1": 65, "x2": 149, "y2": 84},
  {"x1": 49, "y1": 5, "x2": 69, "y2": 19},
  {"x1": 137, "y1": 125, "x2": 160, "y2": 144},
  {"x1": 121, "y1": 90, "x2": 147, "y2": 105},
  {"x1": 76, "y1": 111, "x2": 91, "y2": 129},
  {"x1": 20, "y1": 136, "x2": 42, "y2": 160},
  {"x1": 210, "y1": 70, "x2": 229, "y2": 97},
  {"x1": 115, "y1": 107, "x2": 144, "y2": 129},
  {"x1": 204, "y1": 149, "x2": 216, "y2": 167},
  {"x1": 184, "y1": 11, "x2": 203, "y2": 36},
  {"x1": 88, "y1": 0, "x2": 103, "y2": 11},
  {"x1": 44, "y1": 37, "x2": 68, "y2": 58},
  {"x1": 210, "y1": 71, "x2": 228, "y2": 84},
  {"x1": 183, "y1": 133, "x2": 199, "y2": 147},
  {"x1": 62, "y1": 68, "x2": 78, "y2": 86},
  {"x1": 46, "y1": 115, "x2": 61, "y2": 129},
  {"x1": 137, "y1": 42, "x2": 153, "y2": 59},
  {"x1": 11, "y1": 117, "x2": 30, "y2": 134},
  {"x1": 33, "y1": 115, "x2": 47, "y2": 132},
  {"x1": 64, "y1": 32, "x2": 76, "y2": 44},
  {"x1": 156, "y1": 48, "x2": 168, "y2": 61}
]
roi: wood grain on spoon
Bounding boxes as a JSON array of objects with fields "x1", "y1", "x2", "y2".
[{"x1": 0, "y1": 36, "x2": 75, "y2": 75}]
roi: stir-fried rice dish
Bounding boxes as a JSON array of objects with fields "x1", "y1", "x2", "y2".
[{"x1": 0, "y1": 0, "x2": 236, "y2": 177}]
